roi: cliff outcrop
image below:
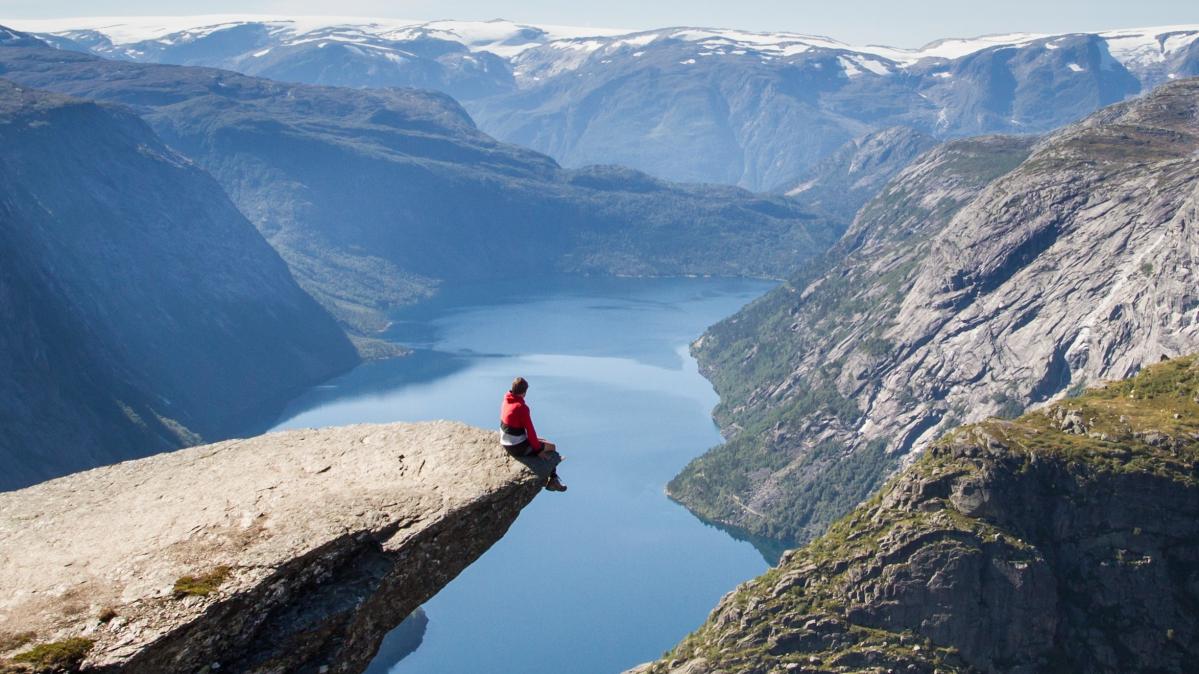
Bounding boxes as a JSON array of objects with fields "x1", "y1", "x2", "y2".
[
  {"x1": 0, "y1": 422, "x2": 548, "y2": 673},
  {"x1": 644, "y1": 356, "x2": 1199, "y2": 674}
]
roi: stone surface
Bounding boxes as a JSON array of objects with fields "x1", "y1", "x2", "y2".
[
  {"x1": 0, "y1": 421, "x2": 551, "y2": 673},
  {"x1": 644, "y1": 358, "x2": 1199, "y2": 674}
]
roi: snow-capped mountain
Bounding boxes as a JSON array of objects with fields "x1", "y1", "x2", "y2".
[
  {"x1": 9, "y1": 15, "x2": 1198, "y2": 189},
  {"x1": 484, "y1": 23, "x2": 1198, "y2": 188},
  {"x1": 15, "y1": 16, "x2": 1196, "y2": 72},
  {"x1": 8, "y1": 16, "x2": 628, "y2": 100},
  {"x1": 0, "y1": 24, "x2": 45, "y2": 46},
  {"x1": 509, "y1": 24, "x2": 1199, "y2": 81}
]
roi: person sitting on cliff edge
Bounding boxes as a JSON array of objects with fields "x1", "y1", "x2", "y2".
[{"x1": 501, "y1": 376, "x2": 567, "y2": 492}]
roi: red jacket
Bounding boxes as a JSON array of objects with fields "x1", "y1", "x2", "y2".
[{"x1": 500, "y1": 392, "x2": 542, "y2": 450}]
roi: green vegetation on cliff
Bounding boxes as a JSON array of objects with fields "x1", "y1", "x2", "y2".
[
  {"x1": 8, "y1": 638, "x2": 94, "y2": 673},
  {"x1": 650, "y1": 356, "x2": 1199, "y2": 674},
  {"x1": 172, "y1": 566, "x2": 232, "y2": 599}
]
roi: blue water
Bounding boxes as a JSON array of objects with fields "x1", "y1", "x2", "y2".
[{"x1": 270, "y1": 276, "x2": 772, "y2": 674}]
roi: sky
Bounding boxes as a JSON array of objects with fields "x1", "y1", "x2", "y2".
[{"x1": 0, "y1": 0, "x2": 1195, "y2": 47}]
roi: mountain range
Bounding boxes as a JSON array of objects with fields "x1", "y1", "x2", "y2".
[
  {"x1": 0, "y1": 80, "x2": 356, "y2": 489},
  {"x1": 0, "y1": 29, "x2": 837, "y2": 334},
  {"x1": 2, "y1": 13, "x2": 1199, "y2": 674},
  {"x1": 8, "y1": 16, "x2": 1199, "y2": 189},
  {"x1": 669, "y1": 76, "x2": 1199, "y2": 547}
]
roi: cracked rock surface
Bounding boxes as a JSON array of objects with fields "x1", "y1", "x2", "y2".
[{"x1": 0, "y1": 421, "x2": 547, "y2": 673}]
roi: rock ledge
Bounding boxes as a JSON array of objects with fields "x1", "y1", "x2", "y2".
[{"x1": 0, "y1": 421, "x2": 545, "y2": 673}]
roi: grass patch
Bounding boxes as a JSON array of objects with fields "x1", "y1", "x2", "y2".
[
  {"x1": 172, "y1": 565, "x2": 232, "y2": 598},
  {"x1": 11, "y1": 638, "x2": 94, "y2": 671}
]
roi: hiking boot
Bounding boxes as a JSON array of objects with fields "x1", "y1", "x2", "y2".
[{"x1": 546, "y1": 477, "x2": 568, "y2": 492}]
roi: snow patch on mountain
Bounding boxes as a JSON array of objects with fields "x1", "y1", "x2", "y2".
[
  {"x1": 6, "y1": 15, "x2": 628, "y2": 57},
  {"x1": 8, "y1": 16, "x2": 1199, "y2": 78},
  {"x1": 1104, "y1": 26, "x2": 1199, "y2": 67},
  {"x1": 891, "y1": 32, "x2": 1047, "y2": 61},
  {"x1": 7, "y1": 15, "x2": 303, "y2": 44}
]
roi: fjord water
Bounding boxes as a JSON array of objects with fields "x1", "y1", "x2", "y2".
[{"x1": 270, "y1": 276, "x2": 772, "y2": 674}]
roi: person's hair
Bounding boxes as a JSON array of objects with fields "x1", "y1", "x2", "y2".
[{"x1": 510, "y1": 376, "x2": 529, "y2": 395}]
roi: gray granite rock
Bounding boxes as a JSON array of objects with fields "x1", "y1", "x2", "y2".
[
  {"x1": 0, "y1": 421, "x2": 550, "y2": 673},
  {"x1": 673, "y1": 77, "x2": 1199, "y2": 546}
]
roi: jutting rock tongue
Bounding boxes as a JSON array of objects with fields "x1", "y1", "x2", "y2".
[{"x1": 0, "y1": 422, "x2": 548, "y2": 673}]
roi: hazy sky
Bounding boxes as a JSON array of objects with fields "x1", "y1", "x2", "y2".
[{"x1": 0, "y1": 0, "x2": 1195, "y2": 47}]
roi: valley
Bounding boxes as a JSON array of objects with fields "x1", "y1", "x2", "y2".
[
  {"x1": 0, "y1": 33, "x2": 836, "y2": 333},
  {"x1": 1, "y1": 9, "x2": 1198, "y2": 674}
]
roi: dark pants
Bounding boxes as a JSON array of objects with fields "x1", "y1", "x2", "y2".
[{"x1": 502, "y1": 442, "x2": 562, "y2": 481}]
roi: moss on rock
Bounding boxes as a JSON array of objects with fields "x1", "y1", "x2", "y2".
[
  {"x1": 11, "y1": 638, "x2": 94, "y2": 672},
  {"x1": 172, "y1": 565, "x2": 232, "y2": 598}
]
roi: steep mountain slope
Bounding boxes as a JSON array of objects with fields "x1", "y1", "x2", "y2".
[
  {"x1": 642, "y1": 356, "x2": 1199, "y2": 674},
  {"x1": 670, "y1": 77, "x2": 1199, "y2": 546},
  {"x1": 0, "y1": 80, "x2": 357, "y2": 489},
  {"x1": 783, "y1": 126, "x2": 938, "y2": 224},
  {"x1": 0, "y1": 35, "x2": 835, "y2": 332},
  {"x1": 9, "y1": 17, "x2": 1198, "y2": 189}
]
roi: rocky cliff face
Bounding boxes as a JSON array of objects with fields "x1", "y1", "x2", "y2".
[
  {"x1": 0, "y1": 34, "x2": 839, "y2": 334},
  {"x1": 642, "y1": 357, "x2": 1199, "y2": 674},
  {"x1": 783, "y1": 126, "x2": 938, "y2": 224},
  {"x1": 670, "y1": 134, "x2": 1037, "y2": 546},
  {"x1": 0, "y1": 421, "x2": 549, "y2": 673},
  {"x1": 0, "y1": 80, "x2": 357, "y2": 490},
  {"x1": 671, "y1": 77, "x2": 1199, "y2": 546}
]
